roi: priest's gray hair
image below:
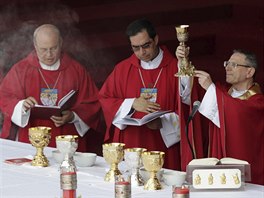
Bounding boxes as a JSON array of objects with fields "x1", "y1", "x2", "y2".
[{"x1": 33, "y1": 24, "x2": 62, "y2": 45}]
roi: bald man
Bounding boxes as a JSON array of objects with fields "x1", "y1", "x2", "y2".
[{"x1": 0, "y1": 24, "x2": 103, "y2": 152}]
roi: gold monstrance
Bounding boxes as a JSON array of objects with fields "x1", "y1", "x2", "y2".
[{"x1": 175, "y1": 25, "x2": 195, "y2": 77}]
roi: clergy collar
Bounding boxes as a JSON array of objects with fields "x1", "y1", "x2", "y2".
[
  {"x1": 39, "y1": 59, "x2": 60, "y2": 71},
  {"x1": 140, "y1": 48, "x2": 163, "y2": 70},
  {"x1": 229, "y1": 83, "x2": 262, "y2": 100}
]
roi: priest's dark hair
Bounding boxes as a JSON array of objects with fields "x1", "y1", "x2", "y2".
[
  {"x1": 233, "y1": 49, "x2": 258, "y2": 70},
  {"x1": 126, "y1": 18, "x2": 157, "y2": 40}
]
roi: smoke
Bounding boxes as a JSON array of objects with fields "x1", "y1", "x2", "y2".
[{"x1": 0, "y1": 1, "x2": 96, "y2": 79}]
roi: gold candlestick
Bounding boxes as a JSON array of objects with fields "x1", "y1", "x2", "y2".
[
  {"x1": 28, "y1": 126, "x2": 51, "y2": 167},
  {"x1": 175, "y1": 25, "x2": 195, "y2": 77}
]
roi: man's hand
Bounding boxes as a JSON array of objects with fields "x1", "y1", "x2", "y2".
[
  {"x1": 175, "y1": 45, "x2": 190, "y2": 60},
  {"x1": 132, "y1": 95, "x2": 161, "y2": 113},
  {"x1": 50, "y1": 110, "x2": 74, "y2": 127},
  {"x1": 23, "y1": 97, "x2": 38, "y2": 111},
  {"x1": 146, "y1": 118, "x2": 162, "y2": 130},
  {"x1": 194, "y1": 70, "x2": 213, "y2": 90}
]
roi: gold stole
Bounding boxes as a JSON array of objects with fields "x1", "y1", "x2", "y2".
[{"x1": 228, "y1": 83, "x2": 262, "y2": 100}]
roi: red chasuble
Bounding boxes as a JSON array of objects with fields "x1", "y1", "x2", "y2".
[
  {"x1": 0, "y1": 51, "x2": 102, "y2": 152},
  {"x1": 99, "y1": 46, "x2": 204, "y2": 170},
  {"x1": 209, "y1": 83, "x2": 264, "y2": 185}
]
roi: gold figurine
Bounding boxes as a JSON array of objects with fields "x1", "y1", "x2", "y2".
[
  {"x1": 220, "y1": 173, "x2": 226, "y2": 184},
  {"x1": 194, "y1": 174, "x2": 201, "y2": 185},
  {"x1": 208, "y1": 173, "x2": 214, "y2": 185},
  {"x1": 233, "y1": 173, "x2": 240, "y2": 184},
  {"x1": 175, "y1": 25, "x2": 195, "y2": 77}
]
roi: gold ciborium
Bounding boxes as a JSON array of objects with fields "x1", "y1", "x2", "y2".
[
  {"x1": 102, "y1": 143, "x2": 125, "y2": 182},
  {"x1": 124, "y1": 148, "x2": 147, "y2": 186},
  {"x1": 28, "y1": 126, "x2": 51, "y2": 167},
  {"x1": 175, "y1": 25, "x2": 195, "y2": 76},
  {"x1": 142, "y1": 151, "x2": 165, "y2": 190}
]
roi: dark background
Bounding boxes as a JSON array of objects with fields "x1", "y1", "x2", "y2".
[{"x1": 0, "y1": 0, "x2": 263, "y2": 89}]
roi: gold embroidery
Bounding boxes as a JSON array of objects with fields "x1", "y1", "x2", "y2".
[{"x1": 228, "y1": 83, "x2": 262, "y2": 100}]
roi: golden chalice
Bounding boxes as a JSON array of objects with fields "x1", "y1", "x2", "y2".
[
  {"x1": 142, "y1": 151, "x2": 165, "y2": 190},
  {"x1": 28, "y1": 126, "x2": 51, "y2": 167},
  {"x1": 102, "y1": 143, "x2": 125, "y2": 182},
  {"x1": 175, "y1": 25, "x2": 195, "y2": 77}
]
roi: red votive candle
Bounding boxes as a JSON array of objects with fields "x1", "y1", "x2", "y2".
[
  {"x1": 172, "y1": 185, "x2": 189, "y2": 198},
  {"x1": 115, "y1": 174, "x2": 131, "y2": 198}
]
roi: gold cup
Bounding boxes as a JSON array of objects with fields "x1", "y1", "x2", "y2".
[
  {"x1": 175, "y1": 25, "x2": 195, "y2": 77},
  {"x1": 102, "y1": 143, "x2": 125, "y2": 182},
  {"x1": 28, "y1": 126, "x2": 51, "y2": 167},
  {"x1": 142, "y1": 151, "x2": 165, "y2": 190}
]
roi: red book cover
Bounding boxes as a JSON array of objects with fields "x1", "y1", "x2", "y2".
[{"x1": 4, "y1": 158, "x2": 32, "y2": 165}]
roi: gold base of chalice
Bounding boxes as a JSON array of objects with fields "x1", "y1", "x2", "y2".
[
  {"x1": 103, "y1": 143, "x2": 125, "y2": 182},
  {"x1": 29, "y1": 126, "x2": 51, "y2": 167},
  {"x1": 142, "y1": 151, "x2": 165, "y2": 190},
  {"x1": 175, "y1": 60, "x2": 195, "y2": 77}
]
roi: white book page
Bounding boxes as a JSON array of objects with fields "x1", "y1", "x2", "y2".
[
  {"x1": 220, "y1": 157, "x2": 249, "y2": 165},
  {"x1": 58, "y1": 90, "x2": 76, "y2": 107},
  {"x1": 188, "y1": 158, "x2": 219, "y2": 166},
  {"x1": 116, "y1": 110, "x2": 171, "y2": 126}
]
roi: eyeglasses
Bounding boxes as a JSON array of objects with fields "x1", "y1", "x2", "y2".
[
  {"x1": 131, "y1": 41, "x2": 152, "y2": 52},
  {"x1": 223, "y1": 61, "x2": 251, "y2": 68}
]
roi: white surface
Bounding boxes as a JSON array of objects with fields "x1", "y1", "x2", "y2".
[{"x1": 0, "y1": 139, "x2": 263, "y2": 198}]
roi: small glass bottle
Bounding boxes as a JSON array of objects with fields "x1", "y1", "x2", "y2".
[
  {"x1": 60, "y1": 154, "x2": 77, "y2": 198},
  {"x1": 115, "y1": 173, "x2": 131, "y2": 198}
]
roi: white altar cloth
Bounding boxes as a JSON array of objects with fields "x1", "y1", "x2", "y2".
[{"x1": 0, "y1": 139, "x2": 263, "y2": 198}]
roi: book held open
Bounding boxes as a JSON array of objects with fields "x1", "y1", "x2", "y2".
[
  {"x1": 31, "y1": 90, "x2": 77, "y2": 119},
  {"x1": 188, "y1": 157, "x2": 249, "y2": 166},
  {"x1": 115, "y1": 110, "x2": 171, "y2": 126}
]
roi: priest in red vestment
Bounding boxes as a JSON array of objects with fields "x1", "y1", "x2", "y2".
[
  {"x1": 195, "y1": 49, "x2": 264, "y2": 185},
  {"x1": 99, "y1": 19, "x2": 204, "y2": 170},
  {"x1": 0, "y1": 24, "x2": 103, "y2": 153}
]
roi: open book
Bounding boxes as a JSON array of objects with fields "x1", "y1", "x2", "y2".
[
  {"x1": 115, "y1": 110, "x2": 171, "y2": 126},
  {"x1": 188, "y1": 157, "x2": 249, "y2": 166},
  {"x1": 31, "y1": 90, "x2": 77, "y2": 119}
]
